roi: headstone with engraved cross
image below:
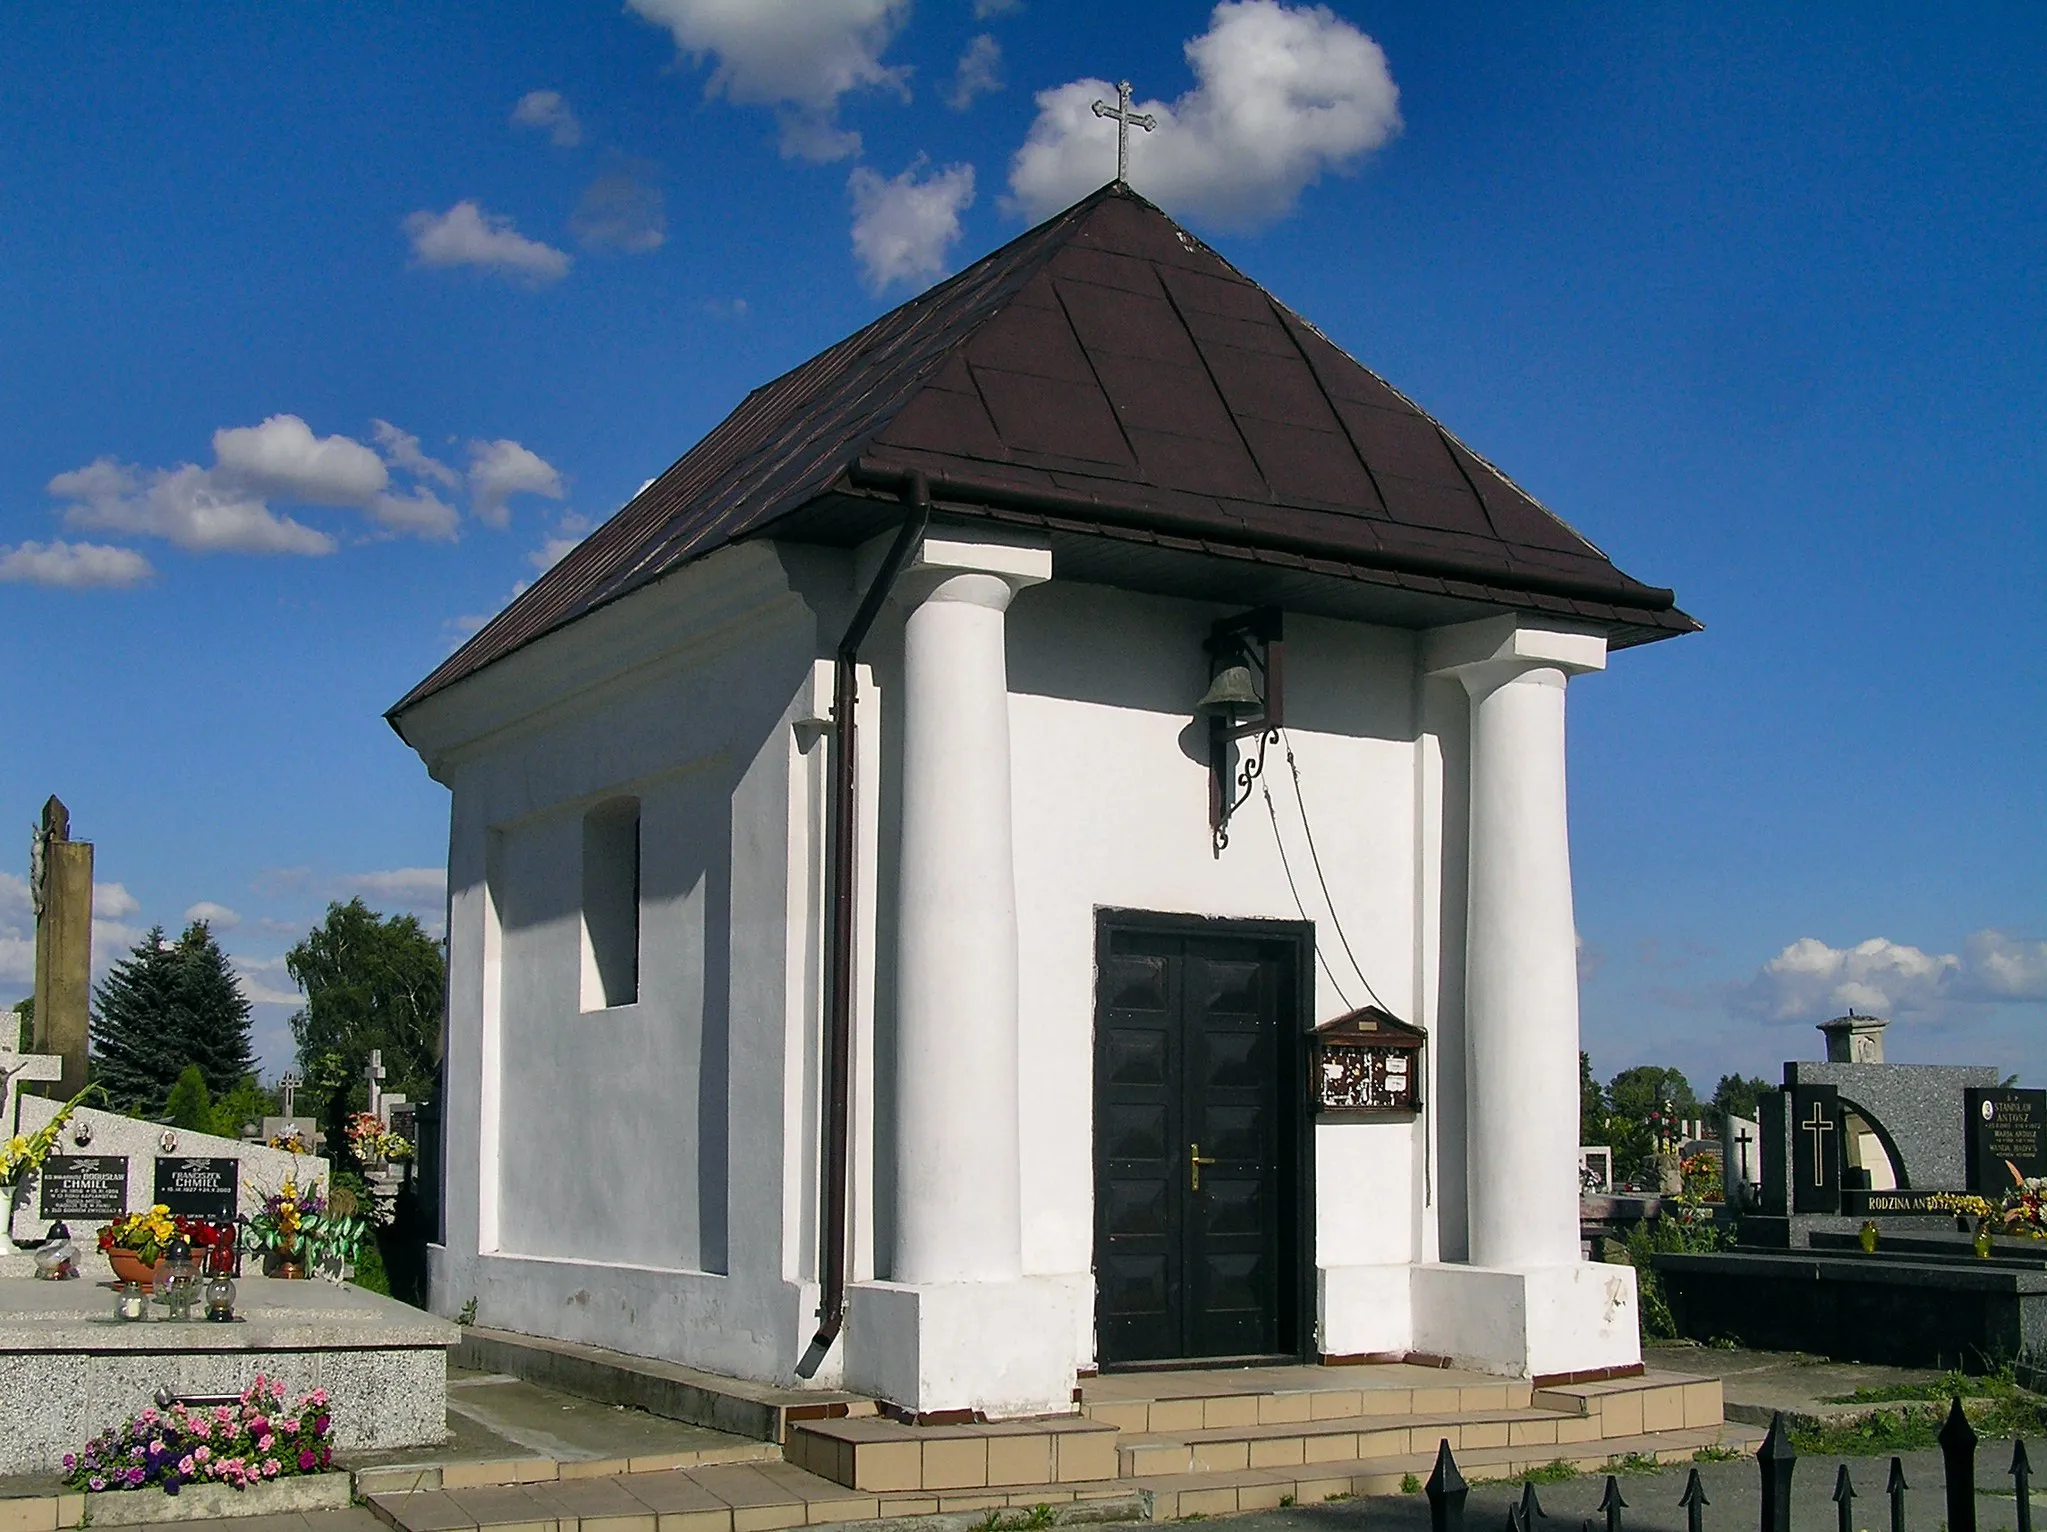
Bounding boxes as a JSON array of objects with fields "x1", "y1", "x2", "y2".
[{"x1": 1091, "y1": 80, "x2": 1156, "y2": 185}]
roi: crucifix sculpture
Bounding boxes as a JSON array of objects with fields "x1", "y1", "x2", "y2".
[
  {"x1": 1091, "y1": 80, "x2": 1156, "y2": 184},
  {"x1": 279, "y1": 1070, "x2": 302, "y2": 1119},
  {"x1": 1800, "y1": 1100, "x2": 1835, "y2": 1184}
]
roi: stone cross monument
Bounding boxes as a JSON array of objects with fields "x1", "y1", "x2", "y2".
[{"x1": 29, "y1": 797, "x2": 92, "y2": 1100}]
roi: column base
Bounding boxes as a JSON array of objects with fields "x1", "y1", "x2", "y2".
[
  {"x1": 1411, "y1": 1263, "x2": 1640, "y2": 1380},
  {"x1": 1317, "y1": 1264, "x2": 1416, "y2": 1358},
  {"x1": 843, "y1": 1275, "x2": 1088, "y2": 1418}
]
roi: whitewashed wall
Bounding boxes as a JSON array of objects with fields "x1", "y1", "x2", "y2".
[{"x1": 410, "y1": 538, "x2": 1474, "y2": 1385}]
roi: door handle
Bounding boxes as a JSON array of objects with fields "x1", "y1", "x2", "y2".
[{"x1": 1189, "y1": 1142, "x2": 1218, "y2": 1192}]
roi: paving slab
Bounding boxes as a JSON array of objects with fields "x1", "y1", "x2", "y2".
[{"x1": 1645, "y1": 1342, "x2": 1971, "y2": 1425}]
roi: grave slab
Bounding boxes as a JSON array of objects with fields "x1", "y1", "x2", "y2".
[{"x1": 0, "y1": 1276, "x2": 457, "y2": 1475}]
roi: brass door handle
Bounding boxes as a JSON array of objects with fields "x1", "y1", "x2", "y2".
[{"x1": 1189, "y1": 1143, "x2": 1218, "y2": 1191}]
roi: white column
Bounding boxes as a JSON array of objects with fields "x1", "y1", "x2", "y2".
[
  {"x1": 1426, "y1": 619, "x2": 1606, "y2": 1271},
  {"x1": 892, "y1": 532, "x2": 1050, "y2": 1286}
]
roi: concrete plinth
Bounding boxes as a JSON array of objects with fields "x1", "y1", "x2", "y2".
[
  {"x1": 0, "y1": 1276, "x2": 458, "y2": 1474},
  {"x1": 1413, "y1": 1262, "x2": 1642, "y2": 1380},
  {"x1": 842, "y1": 1274, "x2": 1087, "y2": 1417}
]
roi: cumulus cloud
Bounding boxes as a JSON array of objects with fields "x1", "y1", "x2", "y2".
[
  {"x1": 46, "y1": 414, "x2": 474, "y2": 556},
  {"x1": 511, "y1": 89, "x2": 584, "y2": 147},
  {"x1": 94, "y1": 883, "x2": 141, "y2": 920},
  {"x1": 50, "y1": 456, "x2": 335, "y2": 556},
  {"x1": 626, "y1": 0, "x2": 911, "y2": 162},
  {"x1": 370, "y1": 420, "x2": 461, "y2": 489},
  {"x1": 185, "y1": 901, "x2": 241, "y2": 931},
  {"x1": 468, "y1": 439, "x2": 566, "y2": 528},
  {"x1": 973, "y1": 0, "x2": 1020, "y2": 15},
  {"x1": 1737, "y1": 930, "x2": 2047, "y2": 1023},
  {"x1": 213, "y1": 415, "x2": 388, "y2": 505},
  {"x1": 0, "y1": 540, "x2": 153, "y2": 589},
  {"x1": 1007, "y1": 1, "x2": 1401, "y2": 230},
  {"x1": 849, "y1": 159, "x2": 976, "y2": 294},
  {"x1": 948, "y1": 34, "x2": 1003, "y2": 111},
  {"x1": 404, "y1": 201, "x2": 573, "y2": 284},
  {"x1": 529, "y1": 512, "x2": 592, "y2": 573},
  {"x1": 230, "y1": 952, "x2": 304, "y2": 1008},
  {"x1": 571, "y1": 167, "x2": 667, "y2": 253}
]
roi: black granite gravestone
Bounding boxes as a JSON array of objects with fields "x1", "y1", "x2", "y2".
[
  {"x1": 1791, "y1": 1083, "x2": 1842, "y2": 1214},
  {"x1": 1967, "y1": 1088, "x2": 2047, "y2": 1195},
  {"x1": 38, "y1": 1154, "x2": 128, "y2": 1219},
  {"x1": 153, "y1": 1156, "x2": 238, "y2": 1218}
]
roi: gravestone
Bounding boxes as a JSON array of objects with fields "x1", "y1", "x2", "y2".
[
  {"x1": 1790, "y1": 1083, "x2": 1842, "y2": 1214},
  {"x1": 1721, "y1": 1112, "x2": 1761, "y2": 1205},
  {"x1": 37, "y1": 1155, "x2": 127, "y2": 1220},
  {"x1": 1966, "y1": 1088, "x2": 2047, "y2": 1194},
  {"x1": 153, "y1": 1156, "x2": 238, "y2": 1218},
  {"x1": 1, "y1": 1047, "x2": 62, "y2": 1137}
]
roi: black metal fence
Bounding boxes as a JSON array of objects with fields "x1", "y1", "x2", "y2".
[{"x1": 1422, "y1": 1399, "x2": 2026, "y2": 1532}]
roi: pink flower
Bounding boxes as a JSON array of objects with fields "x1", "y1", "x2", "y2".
[
  {"x1": 178, "y1": 1455, "x2": 195, "y2": 1475},
  {"x1": 298, "y1": 1449, "x2": 317, "y2": 1471},
  {"x1": 258, "y1": 1434, "x2": 275, "y2": 1453},
  {"x1": 192, "y1": 1419, "x2": 211, "y2": 1440},
  {"x1": 194, "y1": 1446, "x2": 211, "y2": 1464},
  {"x1": 263, "y1": 1460, "x2": 279, "y2": 1479},
  {"x1": 281, "y1": 1417, "x2": 300, "y2": 1434},
  {"x1": 312, "y1": 1414, "x2": 329, "y2": 1436},
  {"x1": 62, "y1": 1454, "x2": 75, "y2": 1470},
  {"x1": 249, "y1": 1416, "x2": 268, "y2": 1436},
  {"x1": 309, "y1": 1389, "x2": 328, "y2": 1406}
]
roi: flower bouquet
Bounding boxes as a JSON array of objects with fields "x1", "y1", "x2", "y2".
[
  {"x1": 62, "y1": 1375, "x2": 333, "y2": 1496},
  {"x1": 344, "y1": 1111, "x2": 412, "y2": 1165},
  {"x1": 247, "y1": 1173, "x2": 369, "y2": 1281},
  {"x1": 1999, "y1": 1160, "x2": 2047, "y2": 1239},
  {"x1": 97, "y1": 1205, "x2": 179, "y2": 1288},
  {"x1": 1, "y1": 1082, "x2": 101, "y2": 1187}
]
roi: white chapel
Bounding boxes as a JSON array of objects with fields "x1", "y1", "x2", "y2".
[{"x1": 390, "y1": 184, "x2": 1697, "y2": 1419}]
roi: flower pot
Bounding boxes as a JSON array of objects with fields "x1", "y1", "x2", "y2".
[{"x1": 107, "y1": 1249, "x2": 165, "y2": 1290}]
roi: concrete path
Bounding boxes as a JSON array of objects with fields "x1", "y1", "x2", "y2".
[{"x1": 1643, "y1": 1343, "x2": 1961, "y2": 1426}]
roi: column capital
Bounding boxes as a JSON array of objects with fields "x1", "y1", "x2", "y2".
[
  {"x1": 1422, "y1": 616, "x2": 1606, "y2": 689},
  {"x1": 859, "y1": 526, "x2": 1051, "y2": 610}
]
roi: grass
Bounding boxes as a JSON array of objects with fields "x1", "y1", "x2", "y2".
[
  {"x1": 1604, "y1": 1453, "x2": 1665, "y2": 1475},
  {"x1": 1522, "y1": 1461, "x2": 1582, "y2": 1484},
  {"x1": 974, "y1": 1510, "x2": 1057, "y2": 1532},
  {"x1": 1693, "y1": 1445, "x2": 1743, "y2": 1463},
  {"x1": 1399, "y1": 1474, "x2": 1421, "y2": 1495},
  {"x1": 1279, "y1": 1494, "x2": 1297, "y2": 1508},
  {"x1": 1826, "y1": 1368, "x2": 2027, "y2": 1406},
  {"x1": 1788, "y1": 1393, "x2": 2047, "y2": 1457}
]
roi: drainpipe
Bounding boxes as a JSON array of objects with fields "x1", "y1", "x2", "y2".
[{"x1": 796, "y1": 473, "x2": 930, "y2": 1380}]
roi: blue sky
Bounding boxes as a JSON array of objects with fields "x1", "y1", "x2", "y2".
[{"x1": 2, "y1": 3, "x2": 2041, "y2": 1093}]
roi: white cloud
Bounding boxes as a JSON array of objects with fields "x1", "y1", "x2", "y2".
[
  {"x1": 369, "y1": 487, "x2": 460, "y2": 540},
  {"x1": 404, "y1": 201, "x2": 573, "y2": 284},
  {"x1": 185, "y1": 901, "x2": 241, "y2": 931},
  {"x1": 704, "y1": 297, "x2": 750, "y2": 321},
  {"x1": 1007, "y1": 1, "x2": 1402, "y2": 230},
  {"x1": 1737, "y1": 930, "x2": 2047, "y2": 1023},
  {"x1": 948, "y1": 34, "x2": 1003, "y2": 111},
  {"x1": 571, "y1": 168, "x2": 667, "y2": 253},
  {"x1": 0, "y1": 540, "x2": 153, "y2": 589},
  {"x1": 972, "y1": 0, "x2": 1020, "y2": 15},
  {"x1": 230, "y1": 952, "x2": 303, "y2": 1008},
  {"x1": 625, "y1": 0, "x2": 911, "y2": 162},
  {"x1": 468, "y1": 439, "x2": 566, "y2": 528},
  {"x1": 529, "y1": 512, "x2": 592, "y2": 573},
  {"x1": 335, "y1": 868, "x2": 447, "y2": 925},
  {"x1": 511, "y1": 89, "x2": 584, "y2": 148},
  {"x1": 51, "y1": 456, "x2": 335, "y2": 556},
  {"x1": 94, "y1": 883, "x2": 141, "y2": 920},
  {"x1": 370, "y1": 420, "x2": 460, "y2": 489},
  {"x1": 212, "y1": 415, "x2": 388, "y2": 506},
  {"x1": 849, "y1": 160, "x2": 976, "y2": 294}
]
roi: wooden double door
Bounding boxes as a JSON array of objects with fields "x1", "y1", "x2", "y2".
[{"x1": 1093, "y1": 917, "x2": 1306, "y2": 1367}]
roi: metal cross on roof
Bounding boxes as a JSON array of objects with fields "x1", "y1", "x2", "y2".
[{"x1": 1091, "y1": 80, "x2": 1155, "y2": 185}]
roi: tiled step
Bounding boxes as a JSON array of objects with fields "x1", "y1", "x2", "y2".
[
  {"x1": 366, "y1": 1461, "x2": 1143, "y2": 1532},
  {"x1": 785, "y1": 1416, "x2": 1120, "y2": 1492},
  {"x1": 1114, "y1": 1405, "x2": 1609, "y2": 1478},
  {"x1": 1132, "y1": 1423, "x2": 1762, "y2": 1521},
  {"x1": 353, "y1": 1440, "x2": 783, "y2": 1497},
  {"x1": 1532, "y1": 1373, "x2": 1723, "y2": 1438},
  {"x1": 1079, "y1": 1370, "x2": 1532, "y2": 1434}
]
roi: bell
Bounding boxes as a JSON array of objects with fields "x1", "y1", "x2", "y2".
[{"x1": 1196, "y1": 664, "x2": 1261, "y2": 716}]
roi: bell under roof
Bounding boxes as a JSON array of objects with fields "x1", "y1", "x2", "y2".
[{"x1": 393, "y1": 182, "x2": 1694, "y2": 718}]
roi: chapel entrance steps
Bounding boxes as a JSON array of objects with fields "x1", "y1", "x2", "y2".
[{"x1": 780, "y1": 1364, "x2": 1736, "y2": 1500}]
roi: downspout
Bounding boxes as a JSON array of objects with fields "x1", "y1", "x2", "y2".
[{"x1": 796, "y1": 472, "x2": 930, "y2": 1379}]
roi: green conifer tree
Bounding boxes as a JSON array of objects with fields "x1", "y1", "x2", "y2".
[
  {"x1": 164, "y1": 1063, "x2": 213, "y2": 1130},
  {"x1": 89, "y1": 921, "x2": 258, "y2": 1113}
]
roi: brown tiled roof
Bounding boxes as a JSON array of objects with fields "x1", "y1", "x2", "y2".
[{"x1": 393, "y1": 183, "x2": 1693, "y2": 716}]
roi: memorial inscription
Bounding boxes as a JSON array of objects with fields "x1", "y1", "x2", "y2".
[
  {"x1": 1966, "y1": 1088, "x2": 2047, "y2": 1194},
  {"x1": 38, "y1": 1154, "x2": 129, "y2": 1219},
  {"x1": 153, "y1": 1156, "x2": 238, "y2": 1218}
]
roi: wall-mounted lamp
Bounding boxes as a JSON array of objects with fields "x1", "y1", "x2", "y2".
[{"x1": 1196, "y1": 607, "x2": 1284, "y2": 855}]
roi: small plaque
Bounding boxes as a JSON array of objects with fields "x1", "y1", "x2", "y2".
[
  {"x1": 153, "y1": 1156, "x2": 239, "y2": 1218},
  {"x1": 39, "y1": 1155, "x2": 129, "y2": 1219},
  {"x1": 1311, "y1": 1006, "x2": 1424, "y2": 1114},
  {"x1": 1966, "y1": 1088, "x2": 2047, "y2": 1194}
]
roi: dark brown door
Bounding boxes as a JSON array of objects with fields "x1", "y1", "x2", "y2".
[{"x1": 1094, "y1": 921, "x2": 1300, "y2": 1366}]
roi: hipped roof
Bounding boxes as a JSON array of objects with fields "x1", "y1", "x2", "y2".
[{"x1": 394, "y1": 183, "x2": 1694, "y2": 717}]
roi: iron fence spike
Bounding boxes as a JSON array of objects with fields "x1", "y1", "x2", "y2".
[
  {"x1": 1758, "y1": 1412, "x2": 1796, "y2": 1532},
  {"x1": 2014, "y1": 1438, "x2": 2034, "y2": 1532},
  {"x1": 1887, "y1": 1456, "x2": 1908, "y2": 1532},
  {"x1": 1521, "y1": 1479, "x2": 1546, "y2": 1528},
  {"x1": 1427, "y1": 1438, "x2": 1469, "y2": 1532},
  {"x1": 1939, "y1": 1396, "x2": 1979, "y2": 1532},
  {"x1": 1834, "y1": 1464, "x2": 1856, "y2": 1532},
  {"x1": 1679, "y1": 1468, "x2": 1707, "y2": 1532}
]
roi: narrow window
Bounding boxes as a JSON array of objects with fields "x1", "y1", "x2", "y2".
[{"x1": 581, "y1": 798, "x2": 640, "y2": 1010}]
